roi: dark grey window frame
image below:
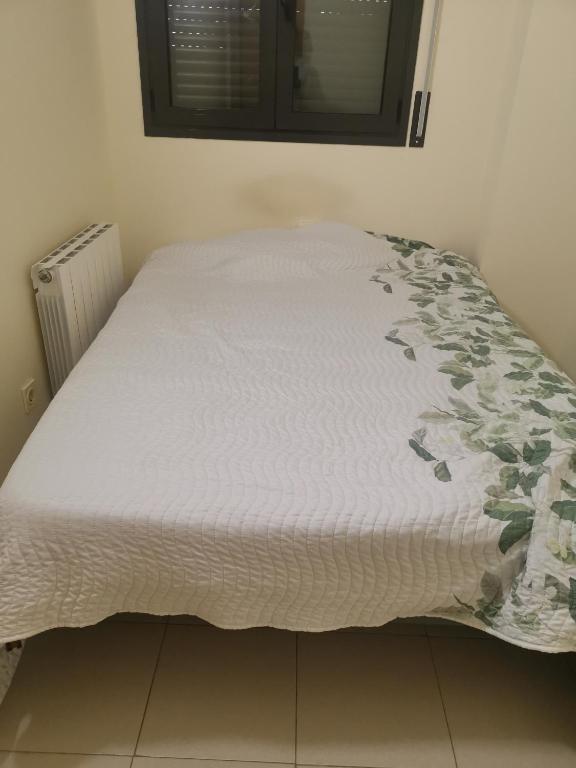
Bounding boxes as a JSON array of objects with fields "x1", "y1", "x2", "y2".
[{"x1": 135, "y1": 0, "x2": 424, "y2": 146}]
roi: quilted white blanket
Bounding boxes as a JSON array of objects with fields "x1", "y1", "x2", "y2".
[{"x1": 1, "y1": 224, "x2": 575, "y2": 652}]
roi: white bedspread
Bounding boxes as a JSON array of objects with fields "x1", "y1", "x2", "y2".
[{"x1": 1, "y1": 224, "x2": 575, "y2": 652}]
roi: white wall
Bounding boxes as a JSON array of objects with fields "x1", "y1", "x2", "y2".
[
  {"x1": 478, "y1": 0, "x2": 576, "y2": 380},
  {"x1": 0, "y1": 1, "x2": 112, "y2": 480},
  {"x1": 93, "y1": 0, "x2": 530, "y2": 278}
]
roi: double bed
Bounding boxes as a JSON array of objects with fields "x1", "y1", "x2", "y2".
[{"x1": 1, "y1": 223, "x2": 575, "y2": 661}]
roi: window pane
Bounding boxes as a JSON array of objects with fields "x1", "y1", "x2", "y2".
[
  {"x1": 293, "y1": 0, "x2": 392, "y2": 114},
  {"x1": 168, "y1": 1, "x2": 261, "y2": 110}
]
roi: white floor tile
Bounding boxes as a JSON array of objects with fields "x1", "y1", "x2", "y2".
[
  {"x1": 431, "y1": 638, "x2": 576, "y2": 768},
  {"x1": 297, "y1": 633, "x2": 456, "y2": 768},
  {"x1": 0, "y1": 623, "x2": 164, "y2": 756},
  {"x1": 2, "y1": 622, "x2": 572, "y2": 767},
  {"x1": 137, "y1": 627, "x2": 296, "y2": 761}
]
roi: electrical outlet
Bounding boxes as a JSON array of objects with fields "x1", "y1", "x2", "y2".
[{"x1": 21, "y1": 378, "x2": 37, "y2": 414}]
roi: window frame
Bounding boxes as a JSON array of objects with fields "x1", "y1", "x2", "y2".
[{"x1": 135, "y1": 0, "x2": 424, "y2": 147}]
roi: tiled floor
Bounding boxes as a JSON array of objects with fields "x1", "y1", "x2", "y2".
[{"x1": 0, "y1": 617, "x2": 574, "y2": 768}]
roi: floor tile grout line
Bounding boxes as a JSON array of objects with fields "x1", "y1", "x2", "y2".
[
  {"x1": 426, "y1": 634, "x2": 459, "y2": 768},
  {"x1": 131, "y1": 621, "x2": 169, "y2": 763}
]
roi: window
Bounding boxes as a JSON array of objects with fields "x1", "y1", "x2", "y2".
[{"x1": 135, "y1": 0, "x2": 423, "y2": 145}]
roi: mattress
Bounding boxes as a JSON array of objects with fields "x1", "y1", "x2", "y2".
[{"x1": 1, "y1": 223, "x2": 575, "y2": 653}]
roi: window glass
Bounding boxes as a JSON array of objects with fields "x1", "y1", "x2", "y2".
[
  {"x1": 168, "y1": 1, "x2": 262, "y2": 110},
  {"x1": 292, "y1": 0, "x2": 392, "y2": 114}
]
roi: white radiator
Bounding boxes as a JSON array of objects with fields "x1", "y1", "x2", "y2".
[{"x1": 31, "y1": 223, "x2": 124, "y2": 394}]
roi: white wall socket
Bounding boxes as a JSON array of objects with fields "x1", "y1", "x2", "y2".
[{"x1": 21, "y1": 378, "x2": 37, "y2": 414}]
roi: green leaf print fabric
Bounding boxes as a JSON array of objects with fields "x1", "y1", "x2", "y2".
[{"x1": 370, "y1": 234, "x2": 576, "y2": 650}]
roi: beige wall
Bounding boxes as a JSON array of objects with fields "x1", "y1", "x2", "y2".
[
  {"x1": 0, "y1": 1, "x2": 112, "y2": 480},
  {"x1": 478, "y1": 0, "x2": 576, "y2": 380},
  {"x1": 93, "y1": 0, "x2": 530, "y2": 279}
]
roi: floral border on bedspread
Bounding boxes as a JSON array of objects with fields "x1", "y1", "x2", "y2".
[{"x1": 370, "y1": 234, "x2": 576, "y2": 649}]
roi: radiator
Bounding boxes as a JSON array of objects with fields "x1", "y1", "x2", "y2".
[{"x1": 31, "y1": 223, "x2": 124, "y2": 394}]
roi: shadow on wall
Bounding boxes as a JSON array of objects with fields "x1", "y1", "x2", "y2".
[{"x1": 241, "y1": 173, "x2": 350, "y2": 225}]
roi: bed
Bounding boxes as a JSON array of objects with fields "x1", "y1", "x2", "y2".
[{"x1": 1, "y1": 223, "x2": 575, "y2": 656}]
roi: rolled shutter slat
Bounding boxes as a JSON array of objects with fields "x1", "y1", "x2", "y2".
[
  {"x1": 167, "y1": 0, "x2": 391, "y2": 116},
  {"x1": 168, "y1": 1, "x2": 261, "y2": 109}
]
